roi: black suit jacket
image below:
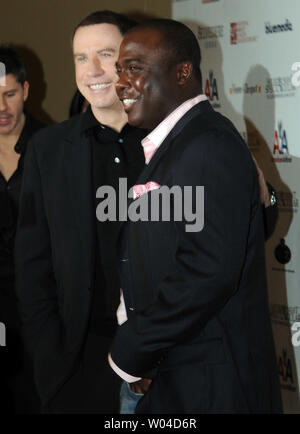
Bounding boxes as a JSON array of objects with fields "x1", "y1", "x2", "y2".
[
  {"x1": 14, "y1": 113, "x2": 146, "y2": 407},
  {"x1": 110, "y1": 101, "x2": 282, "y2": 414}
]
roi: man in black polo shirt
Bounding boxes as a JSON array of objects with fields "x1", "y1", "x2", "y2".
[
  {"x1": 15, "y1": 11, "x2": 146, "y2": 413},
  {"x1": 0, "y1": 45, "x2": 45, "y2": 413}
]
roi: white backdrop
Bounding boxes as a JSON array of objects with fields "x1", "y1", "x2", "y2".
[{"x1": 173, "y1": 0, "x2": 300, "y2": 413}]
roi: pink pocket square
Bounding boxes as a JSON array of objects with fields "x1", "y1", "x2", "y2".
[{"x1": 133, "y1": 181, "x2": 160, "y2": 200}]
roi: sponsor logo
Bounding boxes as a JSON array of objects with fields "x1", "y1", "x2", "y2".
[
  {"x1": 229, "y1": 83, "x2": 262, "y2": 95},
  {"x1": 265, "y1": 76, "x2": 296, "y2": 99},
  {"x1": 197, "y1": 25, "x2": 224, "y2": 49},
  {"x1": 265, "y1": 19, "x2": 293, "y2": 34},
  {"x1": 274, "y1": 239, "x2": 291, "y2": 265},
  {"x1": 270, "y1": 304, "x2": 300, "y2": 326},
  {"x1": 272, "y1": 121, "x2": 292, "y2": 163},
  {"x1": 204, "y1": 70, "x2": 221, "y2": 109},
  {"x1": 230, "y1": 21, "x2": 257, "y2": 45},
  {"x1": 278, "y1": 348, "x2": 296, "y2": 392},
  {"x1": 277, "y1": 191, "x2": 298, "y2": 213}
]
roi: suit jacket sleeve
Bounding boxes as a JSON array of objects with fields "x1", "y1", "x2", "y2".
[
  {"x1": 110, "y1": 129, "x2": 262, "y2": 378},
  {"x1": 15, "y1": 135, "x2": 61, "y2": 359}
]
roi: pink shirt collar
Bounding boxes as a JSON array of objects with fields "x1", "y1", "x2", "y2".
[{"x1": 141, "y1": 94, "x2": 208, "y2": 164}]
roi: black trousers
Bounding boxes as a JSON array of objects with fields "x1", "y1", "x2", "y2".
[
  {"x1": 0, "y1": 291, "x2": 40, "y2": 414},
  {"x1": 46, "y1": 333, "x2": 121, "y2": 414}
]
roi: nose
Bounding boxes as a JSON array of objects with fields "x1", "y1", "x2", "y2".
[
  {"x1": 86, "y1": 56, "x2": 105, "y2": 77},
  {"x1": 115, "y1": 70, "x2": 130, "y2": 96},
  {"x1": 0, "y1": 95, "x2": 8, "y2": 112}
]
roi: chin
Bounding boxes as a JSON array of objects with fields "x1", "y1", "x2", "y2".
[
  {"x1": 0, "y1": 124, "x2": 14, "y2": 135},
  {"x1": 128, "y1": 119, "x2": 142, "y2": 128},
  {"x1": 127, "y1": 114, "x2": 144, "y2": 128},
  {"x1": 95, "y1": 96, "x2": 119, "y2": 110}
]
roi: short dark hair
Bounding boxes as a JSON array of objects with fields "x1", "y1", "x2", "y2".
[
  {"x1": 126, "y1": 19, "x2": 202, "y2": 84},
  {"x1": 73, "y1": 10, "x2": 137, "y2": 39},
  {"x1": 0, "y1": 45, "x2": 27, "y2": 84}
]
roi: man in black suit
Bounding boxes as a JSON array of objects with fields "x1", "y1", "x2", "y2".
[
  {"x1": 0, "y1": 45, "x2": 45, "y2": 413},
  {"x1": 15, "y1": 11, "x2": 146, "y2": 413},
  {"x1": 109, "y1": 19, "x2": 282, "y2": 413}
]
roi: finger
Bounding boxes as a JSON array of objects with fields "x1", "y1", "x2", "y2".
[{"x1": 130, "y1": 384, "x2": 143, "y2": 394}]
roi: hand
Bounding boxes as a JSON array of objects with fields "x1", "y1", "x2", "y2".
[
  {"x1": 252, "y1": 156, "x2": 270, "y2": 207},
  {"x1": 130, "y1": 378, "x2": 152, "y2": 394}
]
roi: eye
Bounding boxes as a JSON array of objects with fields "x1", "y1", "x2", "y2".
[
  {"x1": 6, "y1": 92, "x2": 16, "y2": 97},
  {"x1": 76, "y1": 56, "x2": 87, "y2": 63},
  {"x1": 101, "y1": 52, "x2": 112, "y2": 58},
  {"x1": 116, "y1": 66, "x2": 122, "y2": 76},
  {"x1": 128, "y1": 64, "x2": 142, "y2": 73}
]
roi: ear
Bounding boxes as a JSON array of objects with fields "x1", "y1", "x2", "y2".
[
  {"x1": 176, "y1": 62, "x2": 193, "y2": 85},
  {"x1": 23, "y1": 80, "x2": 29, "y2": 102}
]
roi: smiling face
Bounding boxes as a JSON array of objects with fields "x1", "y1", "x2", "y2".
[
  {"x1": 73, "y1": 23, "x2": 123, "y2": 112},
  {"x1": 0, "y1": 73, "x2": 28, "y2": 136},
  {"x1": 116, "y1": 29, "x2": 181, "y2": 130}
]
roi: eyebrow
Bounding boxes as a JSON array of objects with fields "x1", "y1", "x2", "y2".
[
  {"x1": 115, "y1": 58, "x2": 145, "y2": 71},
  {"x1": 3, "y1": 88, "x2": 17, "y2": 94},
  {"x1": 122, "y1": 58, "x2": 145, "y2": 65},
  {"x1": 73, "y1": 48, "x2": 117, "y2": 58}
]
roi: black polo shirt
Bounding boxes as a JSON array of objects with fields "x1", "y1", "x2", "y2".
[
  {"x1": 80, "y1": 106, "x2": 146, "y2": 337},
  {"x1": 0, "y1": 112, "x2": 45, "y2": 296}
]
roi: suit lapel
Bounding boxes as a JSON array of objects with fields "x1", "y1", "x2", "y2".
[
  {"x1": 64, "y1": 128, "x2": 95, "y2": 283},
  {"x1": 117, "y1": 100, "x2": 214, "y2": 238},
  {"x1": 136, "y1": 100, "x2": 214, "y2": 185}
]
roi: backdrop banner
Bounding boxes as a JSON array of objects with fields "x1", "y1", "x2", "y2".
[{"x1": 173, "y1": 0, "x2": 300, "y2": 413}]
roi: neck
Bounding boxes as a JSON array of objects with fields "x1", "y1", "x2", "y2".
[
  {"x1": 0, "y1": 113, "x2": 25, "y2": 152},
  {"x1": 177, "y1": 86, "x2": 203, "y2": 106},
  {"x1": 91, "y1": 100, "x2": 127, "y2": 132}
]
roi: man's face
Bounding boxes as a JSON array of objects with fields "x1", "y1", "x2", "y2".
[
  {"x1": 116, "y1": 29, "x2": 178, "y2": 130},
  {"x1": 0, "y1": 73, "x2": 28, "y2": 136},
  {"x1": 73, "y1": 23, "x2": 123, "y2": 111}
]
